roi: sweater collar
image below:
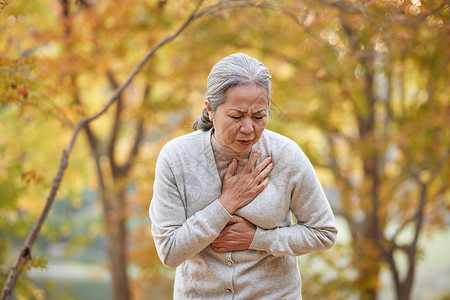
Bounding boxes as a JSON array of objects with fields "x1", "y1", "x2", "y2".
[
  {"x1": 202, "y1": 128, "x2": 261, "y2": 165},
  {"x1": 210, "y1": 130, "x2": 252, "y2": 160}
]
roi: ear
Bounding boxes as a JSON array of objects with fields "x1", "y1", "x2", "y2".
[{"x1": 205, "y1": 100, "x2": 213, "y2": 121}]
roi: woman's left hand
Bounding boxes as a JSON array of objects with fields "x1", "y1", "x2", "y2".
[{"x1": 210, "y1": 215, "x2": 256, "y2": 252}]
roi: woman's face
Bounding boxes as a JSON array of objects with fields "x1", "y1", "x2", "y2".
[{"x1": 206, "y1": 84, "x2": 269, "y2": 153}]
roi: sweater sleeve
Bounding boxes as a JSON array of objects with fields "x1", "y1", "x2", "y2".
[
  {"x1": 149, "y1": 148, "x2": 233, "y2": 268},
  {"x1": 249, "y1": 148, "x2": 338, "y2": 256}
]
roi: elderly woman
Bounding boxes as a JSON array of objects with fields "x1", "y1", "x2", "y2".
[{"x1": 149, "y1": 53, "x2": 338, "y2": 299}]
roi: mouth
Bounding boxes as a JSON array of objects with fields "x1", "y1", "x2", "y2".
[{"x1": 237, "y1": 140, "x2": 252, "y2": 146}]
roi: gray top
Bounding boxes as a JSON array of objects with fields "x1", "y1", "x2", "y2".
[{"x1": 149, "y1": 128, "x2": 338, "y2": 299}]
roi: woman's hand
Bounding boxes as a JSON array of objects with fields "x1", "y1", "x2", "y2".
[
  {"x1": 210, "y1": 215, "x2": 256, "y2": 252},
  {"x1": 219, "y1": 150, "x2": 273, "y2": 215}
]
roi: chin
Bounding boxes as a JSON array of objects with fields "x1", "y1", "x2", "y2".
[{"x1": 232, "y1": 143, "x2": 253, "y2": 153}]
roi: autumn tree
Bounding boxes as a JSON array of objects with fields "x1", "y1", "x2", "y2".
[{"x1": 2, "y1": 0, "x2": 448, "y2": 299}]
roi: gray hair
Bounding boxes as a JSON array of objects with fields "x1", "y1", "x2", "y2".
[{"x1": 192, "y1": 53, "x2": 272, "y2": 131}]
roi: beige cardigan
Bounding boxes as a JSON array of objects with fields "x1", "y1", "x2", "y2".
[{"x1": 149, "y1": 128, "x2": 338, "y2": 299}]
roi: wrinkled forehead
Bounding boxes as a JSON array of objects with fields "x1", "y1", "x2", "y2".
[
  {"x1": 223, "y1": 84, "x2": 269, "y2": 110},
  {"x1": 227, "y1": 104, "x2": 269, "y2": 114},
  {"x1": 225, "y1": 83, "x2": 269, "y2": 98}
]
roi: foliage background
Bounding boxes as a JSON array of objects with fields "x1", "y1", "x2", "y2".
[{"x1": 1, "y1": 0, "x2": 449, "y2": 299}]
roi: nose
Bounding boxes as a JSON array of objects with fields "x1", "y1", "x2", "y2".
[{"x1": 239, "y1": 118, "x2": 254, "y2": 135}]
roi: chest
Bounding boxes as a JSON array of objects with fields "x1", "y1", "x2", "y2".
[{"x1": 177, "y1": 160, "x2": 293, "y2": 229}]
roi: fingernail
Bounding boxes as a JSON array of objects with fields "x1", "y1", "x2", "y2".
[{"x1": 266, "y1": 157, "x2": 272, "y2": 162}]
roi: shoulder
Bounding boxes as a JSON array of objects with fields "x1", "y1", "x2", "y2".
[
  {"x1": 260, "y1": 129, "x2": 302, "y2": 154},
  {"x1": 159, "y1": 129, "x2": 209, "y2": 159},
  {"x1": 259, "y1": 129, "x2": 312, "y2": 170},
  {"x1": 163, "y1": 129, "x2": 204, "y2": 149}
]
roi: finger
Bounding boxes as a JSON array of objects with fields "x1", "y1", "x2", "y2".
[
  {"x1": 256, "y1": 177, "x2": 270, "y2": 190},
  {"x1": 251, "y1": 156, "x2": 272, "y2": 177},
  {"x1": 211, "y1": 245, "x2": 227, "y2": 252},
  {"x1": 210, "y1": 244, "x2": 222, "y2": 252},
  {"x1": 224, "y1": 158, "x2": 238, "y2": 179},
  {"x1": 217, "y1": 230, "x2": 228, "y2": 238},
  {"x1": 242, "y1": 150, "x2": 261, "y2": 173},
  {"x1": 235, "y1": 215, "x2": 252, "y2": 225},
  {"x1": 255, "y1": 162, "x2": 273, "y2": 182},
  {"x1": 226, "y1": 215, "x2": 239, "y2": 226},
  {"x1": 226, "y1": 220, "x2": 237, "y2": 226},
  {"x1": 231, "y1": 215, "x2": 244, "y2": 222}
]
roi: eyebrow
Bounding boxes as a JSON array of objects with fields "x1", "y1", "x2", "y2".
[{"x1": 229, "y1": 109, "x2": 266, "y2": 114}]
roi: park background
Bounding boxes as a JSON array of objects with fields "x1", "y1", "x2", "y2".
[{"x1": 1, "y1": 0, "x2": 449, "y2": 299}]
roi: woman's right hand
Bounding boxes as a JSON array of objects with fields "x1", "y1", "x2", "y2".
[{"x1": 219, "y1": 150, "x2": 273, "y2": 215}]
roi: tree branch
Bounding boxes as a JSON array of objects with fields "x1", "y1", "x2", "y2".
[
  {"x1": 83, "y1": 123, "x2": 105, "y2": 190},
  {"x1": 116, "y1": 85, "x2": 150, "y2": 177},
  {"x1": 106, "y1": 70, "x2": 122, "y2": 174},
  {"x1": 0, "y1": 0, "x2": 11, "y2": 13},
  {"x1": 117, "y1": 119, "x2": 144, "y2": 177},
  {"x1": 73, "y1": 87, "x2": 105, "y2": 191},
  {"x1": 195, "y1": 0, "x2": 274, "y2": 18},
  {"x1": 404, "y1": 176, "x2": 427, "y2": 291}
]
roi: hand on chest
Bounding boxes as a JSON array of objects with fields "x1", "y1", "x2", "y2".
[{"x1": 183, "y1": 171, "x2": 293, "y2": 229}]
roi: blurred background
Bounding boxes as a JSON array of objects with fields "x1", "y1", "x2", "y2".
[{"x1": 1, "y1": 0, "x2": 449, "y2": 299}]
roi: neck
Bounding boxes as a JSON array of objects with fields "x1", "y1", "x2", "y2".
[{"x1": 211, "y1": 131, "x2": 251, "y2": 158}]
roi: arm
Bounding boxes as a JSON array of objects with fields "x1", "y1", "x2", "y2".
[
  {"x1": 149, "y1": 149, "x2": 232, "y2": 268},
  {"x1": 249, "y1": 149, "x2": 338, "y2": 256}
]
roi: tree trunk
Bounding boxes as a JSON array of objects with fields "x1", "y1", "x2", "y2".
[
  {"x1": 103, "y1": 186, "x2": 130, "y2": 300},
  {"x1": 352, "y1": 236, "x2": 380, "y2": 300},
  {"x1": 84, "y1": 125, "x2": 131, "y2": 300},
  {"x1": 396, "y1": 282, "x2": 413, "y2": 300}
]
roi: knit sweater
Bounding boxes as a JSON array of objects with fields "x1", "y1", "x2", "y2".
[{"x1": 149, "y1": 128, "x2": 338, "y2": 300}]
